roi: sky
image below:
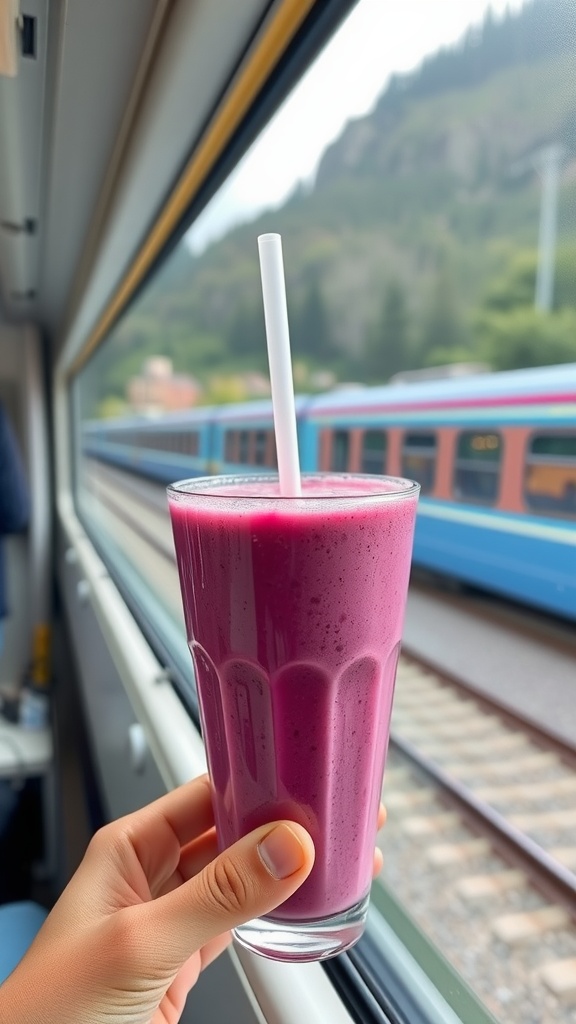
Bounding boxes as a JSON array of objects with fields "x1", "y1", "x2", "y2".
[{"x1": 187, "y1": 0, "x2": 528, "y2": 253}]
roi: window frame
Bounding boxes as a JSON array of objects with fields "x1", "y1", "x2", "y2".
[
  {"x1": 524, "y1": 429, "x2": 576, "y2": 519},
  {"x1": 330, "y1": 428, "x2": 351, "y2": 472},
  {"x1": 401, "y1": 431, "x2": 438, "y2": 496},
  {"x1": 57, "y1": 0, "x2": 513, "y2": 1016},
  {"x1": 361, "y1": 429, "x2": 388, "y2": 475},
  {"x1": 452, "y1": 430, "x2": 503, "y2": 507}
]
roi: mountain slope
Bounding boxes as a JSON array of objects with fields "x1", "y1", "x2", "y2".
[{"x1": 99, "y1": 0, "x2": 576, "y2": 404}]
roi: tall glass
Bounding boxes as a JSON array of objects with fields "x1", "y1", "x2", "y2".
[{"x1": 167, "y1": 473, "x2": 419, "y2": 961}]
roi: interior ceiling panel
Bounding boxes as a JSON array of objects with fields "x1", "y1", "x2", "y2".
[
  {"x1": 38, "y1": 0, "x2": 161, "y2": 332},
  {"x1": 0, "y1": 0, "x2": 159, "y2": 326},
  {"x1": 0, "y1": 0, "x2": 274, "y2": 343},
  {"x1": 1, "y1": 0, "x2": 272, "y2": 346},
  {"x1": 56, "y1": 0, "x2": 270, "y2": 366}
]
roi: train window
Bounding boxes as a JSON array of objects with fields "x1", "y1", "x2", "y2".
[
  {"x1": 238, "y1": 430, "x2": 250, "y2": 464},
  {"x1": 361, "y1": 429, "x2": 387, "y2": 474},
  {"x1": 68, "y1": 2, "x2": 576, "y2": 1020},
  {"x1": 454, "y1": 431, "x2": 502, "y2": 504},
  {"x1": 401, "y1": 432, "x2": 437, "y2": 495},
  {"x1": 224, "y1": 430, "x2": 236, "y2": 462},
  {"x1": 254, "y1": 430, "x2": 268, "y2": 466},
  {"x1": 188, "y1": 432, "x2": 199, "y2": 457},
  {"x1": 267, "y1": 431, "x2": 277, "y2": 469},
  {"x1": 525, "y1": 433, "x2": 576, "y2": 519},
  {"x1": 330, "y1": 430, "x2": 350, "y2": 472}
]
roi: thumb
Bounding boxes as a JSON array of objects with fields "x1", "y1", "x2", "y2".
[{"x1": 147, "y1": 821, "x2": 315, "y2": 966}]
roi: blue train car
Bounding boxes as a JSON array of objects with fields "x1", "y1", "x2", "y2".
[
  {"x1": 211, "y1": 397, "x2": 313, "y2": 475},
  {"x1": 82, "y1": 364, "x2": 576, "y2": 620},
  {"x1": 82, "y1": 408, "x2": 216, "y2": 484},
  {"x1": 306, "y1": 364, "x2": 576, "y2": 620}
]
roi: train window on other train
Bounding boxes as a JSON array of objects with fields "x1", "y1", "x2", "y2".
[
  {"x1": 454, "y1": 431, "x2": 502, "y2": 504},
  {"x1": 254, "y1": 430, "x2": 268, "y2": 466},
  {"x1": 525, "y1": 433, "x2": 576, "y2": 518},
  {"x1": 188, "y1": 432, "x2": 199, "y2": 457},
  {"x1": 238, "y1": 430, "x2": 250, "y2": 464},
  {"x1": 330, "y1": 430, "x2": 350, "y2": 472},
  {"x1": 401, "y1": 433, "x2": 436, "y2": 494},
  {"x1": 224, "y1": 430, "x2": 236, "y2": 462},
  {"x1": 267, "y1": 431, "x2": 277, "y2": 469},
  {"x1": 361, "y1": 430, "x2": 387, "y2": 474}
]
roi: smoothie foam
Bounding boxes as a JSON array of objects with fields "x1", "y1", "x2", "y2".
[{"x1": 169, "y1": 474, "x2": 418, "y2": 921}]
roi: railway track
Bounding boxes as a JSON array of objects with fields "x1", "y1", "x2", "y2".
[
  {"x1": 385, "y1": 659, "x2": 576, "y2": 1022},
  {"x1": 85, "y1": 460, "x2": 576, "y2": 1021}
]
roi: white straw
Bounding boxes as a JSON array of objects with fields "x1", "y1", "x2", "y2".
[{"x1": 257, "y1": 233, "x2": 302, "y2": 497}]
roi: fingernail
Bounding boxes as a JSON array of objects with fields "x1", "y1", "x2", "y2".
[{"x1": 258, "y1": 824, "x2": 306, "y2": 879}]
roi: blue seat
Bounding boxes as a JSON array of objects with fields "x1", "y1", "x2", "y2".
[{"x1": 0, "y1": 902, "x2": 48, "y2": 983}]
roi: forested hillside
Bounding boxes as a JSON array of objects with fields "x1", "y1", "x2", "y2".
[{"x1": 95, "y1": 0, "x2": 576, "y2": 410}]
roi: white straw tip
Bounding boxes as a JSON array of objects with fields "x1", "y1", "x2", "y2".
[{"x1": 258, "y1": 233, "x2": 281, "y2": 245}]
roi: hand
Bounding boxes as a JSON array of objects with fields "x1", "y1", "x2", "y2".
[{"x1": 0, "y1": 776, "x2": 386, "y2": 1024}]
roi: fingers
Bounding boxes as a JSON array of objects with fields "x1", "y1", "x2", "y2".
[
  {"x1": 377, "y1": 803, "x2": 386, "y2": 830},
  {"x1": 373, "y1": 847, "x2": 384, "y2": 877},
  {"x1": 199, "y1": 932, "x2": 232, "y2": 971},
  {"x1": 143, "y1": 821, "x2": 315, "y2": 968},
  {"x1": 84, "y1": 775, "x2": 215, "y2": 896},
  {"x1": 155, "y1": 828, "x2": 220, "y2": 898}
]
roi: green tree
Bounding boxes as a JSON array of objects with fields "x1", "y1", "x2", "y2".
[
  {"x1": 475, "y1": 306, "x2": 576, "y2": 370},
  {"x1": 424, "y1": 345, "x2": 482, "y2": 368},
  {"x1": 293, "y1": 277, "x2": 333, "y2": 361},
  {"x1": 552, "y1": 245, "x2": 576, "y2": 310},
  {"x1": 482, "y1": 245, "x2": 576, "y2": 315},
  {"x1": 364, "y1": 280, "x2": 412, "y2": 381},
  {"x1": 226, "y1": 300, "x2": 265, "y2": 358},
  {"x1": 483, "y1": 249, "x2": 536, "y2": 312},
  {"x1": 417, "y1": 269, "x2": 467, "y2": 363}
]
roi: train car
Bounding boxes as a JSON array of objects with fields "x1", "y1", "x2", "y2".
[
  {"x1": 84, "y1": 363, "x2": 576, "y2": 620},
  {"x1": 206, "y1": 396, "x2": 317, "y2": 474},
  {"x1": 308, "y1": 364, "x2": 576, "y2": 620},
  {"x1": 82, "y1": 407, "x2": 216, "y2": 484}
]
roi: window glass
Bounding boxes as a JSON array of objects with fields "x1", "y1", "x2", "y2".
[
  {"x1": 72, "y1": 2, "x2": 575, "y2": 1020},
  {"x1": 454, "y1": 431, "x2": 502, "y2": 504},
  {"x1": 267, "y1": 431, "x2": 277, "y2": 469},
  {"x1": 238, "y1": 430, "x2": 250, "y2": 464},
  {"x1": 330, "y1": 430, "x2": 350, "y2": 472},
  {"x1": 224, "y1": 430, "x2": 236, "y2": 462},
  {"x1": 525, "y1": 432, "x2": 576, "y2": 518},
  {"x1": 254, "y1": 430, "x2": 268, "y2": 466},
  {"x1": 401, "y1": 432, "x2": 437, "y2": 494},
  {"x1": 361, "y1": 429, "x2": 387, "y2": 474}
]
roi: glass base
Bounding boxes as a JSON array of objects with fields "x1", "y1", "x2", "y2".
[{"x1": 233, "y1": 894, "x2": 369, "y2": 963}]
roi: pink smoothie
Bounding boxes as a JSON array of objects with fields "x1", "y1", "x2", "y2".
[{"x1": 168, "y1": 474, "x2": 418, "y2": 922}]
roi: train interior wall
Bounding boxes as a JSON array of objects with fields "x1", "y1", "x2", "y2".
[
  {"x1": 0, "y1": 326, "x2": 33, "y2": 693},
  {"x1": 0, "y1": 324, "x2": 88, "y2": 903},
  {"x1": 0, "y1": 326, "x2": 262, "y2": 1023}
]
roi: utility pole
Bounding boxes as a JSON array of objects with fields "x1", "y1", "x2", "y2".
[
  {"x1": 510, "y1": 144, "x2": 564, "y2": 312},
  {"x1": 534, "y1": 144, "x2": 563, "y2": 312}
]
